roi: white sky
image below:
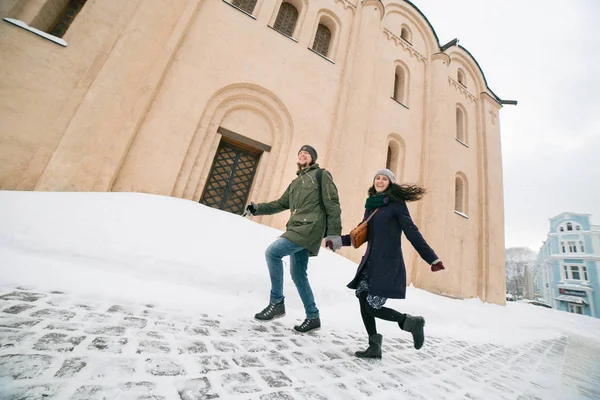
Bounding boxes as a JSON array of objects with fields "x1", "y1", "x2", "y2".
[{"x1": 411, "y1": 0, "x2": 600, "y2": 251}]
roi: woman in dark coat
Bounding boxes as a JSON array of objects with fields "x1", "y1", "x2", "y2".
[{"x1": 340, "y1": 169, "x2": 445, "y2": 358}]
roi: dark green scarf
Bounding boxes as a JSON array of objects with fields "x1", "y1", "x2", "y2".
[{"x1": 365, "y1": 194, "x2": 386, "y2": 211}]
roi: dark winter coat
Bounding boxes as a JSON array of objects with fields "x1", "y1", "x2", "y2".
[
  {"x1": 342, "y1": 196, "x2": 438, "y2": 299},
  {"x1": 254, "y1": 163, "x2": 342, "y2": 256}
]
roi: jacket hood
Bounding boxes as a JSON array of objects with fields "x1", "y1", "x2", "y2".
[{"x1": 296, "y1": 163, "x2": 320, "y2": 175}]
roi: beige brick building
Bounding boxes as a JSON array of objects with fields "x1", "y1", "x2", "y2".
[{"x1": 0, "y1": 0, "x2": 515, "y2": 304}]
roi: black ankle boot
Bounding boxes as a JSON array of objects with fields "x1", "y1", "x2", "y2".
[
  {"x1": 293, "y1": 317, "x2": 321, "y2": 333},
  {"x1": 401, "y1": 314, "x2": 425, "y2": 350},
  {"x1": 254, "y1": 300, "x2": 285, "y2": 321},
  {"x1": 355, "y1": 334, "x2": 382, "y2": 359}
]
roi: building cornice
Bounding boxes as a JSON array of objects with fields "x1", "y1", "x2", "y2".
[
  {"x1": 556, "y1": 283, "x2": 595, "y2": 292},
  {"x1": 448, "y1": 77, "x2": 477, "y2": 103},
  {"x1": 383, "y1": 28, "x2": 426, "y2": 63},
  {"x1": 545, "y1": 254, "x2": 600, "y2": 262}
]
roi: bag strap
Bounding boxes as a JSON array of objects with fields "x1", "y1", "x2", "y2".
[{"x1": 362, "y1": 208, "x2": 379, "y2": 224}]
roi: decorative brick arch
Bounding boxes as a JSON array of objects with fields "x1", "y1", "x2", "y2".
[
  {"x1": 448, "y1": 50, "x2": 487, "y2": 96},
  {"x1": 173, "y1": 84, "x2": 294, "y2": 210},
  {"x1": 383, "y1": 2, "x2": 439, "y2": 56}
]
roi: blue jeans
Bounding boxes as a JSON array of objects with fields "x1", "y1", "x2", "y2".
[{"x1": 265, "y1": 237, "x2": 319, "y2": 319}]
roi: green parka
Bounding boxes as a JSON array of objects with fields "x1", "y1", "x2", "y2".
[{"x1": 254, "y1": 163, "x2": 342, "y2": 256}]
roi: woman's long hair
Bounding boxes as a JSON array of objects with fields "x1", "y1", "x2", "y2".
[{"x1": 368, "y1": 182, "x2": 426, "y2": 202}]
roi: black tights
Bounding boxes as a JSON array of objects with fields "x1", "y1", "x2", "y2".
[{"x1": 358, "y1": 292, "x2": 407, "y2": 336}]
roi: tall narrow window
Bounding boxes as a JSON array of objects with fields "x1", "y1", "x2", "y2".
[
  {"x1": 560, "y1": 242, "x2": 566, "y2": 253},
  {"x1": 457, "y1": 69, "x2": 466, "y2": 86},
  {"x1": 48, "y1": 0, "x2": 88, "y2": 38},
  {"x1": 455, "y1": 178, "x2": 464, "y2": 213},
  {"x1": 312, "y1": 23, "x2": 331, "y2": 57},
  {"x1": 385, "y1": 138, "x2": 405, "y2": 182},
  {"x1": 567, "y1": 222, "x2": 573, "y2": 231},
  {"x1": 579, "y1": 241, "x2": 585, "y2": 252},
  {"x1": 273, "y1": 2, "x2": 298, "y2": 37},
  {"x1": 454, "y1": 175, "x2": 468, "y2": 215},
  {"x1": 400, "y1": 26, "x2": 412, "y2": 44},
  {"x1": 456, "y1": 106, "x2": 466, "y2": 143},
  {"x1": 393, "y1": 66, "x2": 405, "y2": 104},
  {"x1": 232, "y1": 0, "x2": 258, "y2": 14},
  {"x1": 385, "y1": 144, "x2": 398, "y2": 177},
  {"x1": 568, "y1": 241, "x2": 577, "y2": 253},
  {"x1": 583, "y1": 266, "x2": 588, "y2": 281}
]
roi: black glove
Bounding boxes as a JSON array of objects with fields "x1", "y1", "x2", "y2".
[{"x1": 242, "y1": 202, "x2": 257, "y2": 217}]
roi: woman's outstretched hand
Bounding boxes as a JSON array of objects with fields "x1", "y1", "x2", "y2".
[
  {"x1": 431, "y1": 260, "x2": 445, "y2": 272},
  {"x1": 325, "y1": 236, "x2": 342, "y2": 252}
]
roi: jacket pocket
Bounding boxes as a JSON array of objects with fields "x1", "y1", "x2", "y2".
[
  {"x1": 289, "y1": 214, "x2": 318, "y2": 237},
  {"x1": 290, "y1": 213, "x2": 318, "y2": 226}
]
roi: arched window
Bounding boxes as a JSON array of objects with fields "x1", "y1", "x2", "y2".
[
  {"x1": 312, "y1": 23, "x2": 331, "y2": 57},
  {"x1": 456, "y1": 105, "x2": 467, "y2": 143},
  {"x1": 455, "y1": 174, "x2": 468, "y2": 215},
  {"x1": 576, "y1": 225, "x2": 581, "y2": 231},
  {"x1": 393, "y1": 66, "x2": 405, "y2": 104},
  {"x1": 567, "y1": 222, "x2": 573, "y2": 231},
  {"x1": 273, "y1": 2, "x2": 299, "y2": 37},
  {"x1": 385, "y1": 138, "x2": 405, "y2": 183},
  {"x1": 400, "y1": 26, "x2": 412, "y2": 44},
  {"x1": 232, "y1": 0, "x2": 258, "y2": 14},
  {"x1": 560, "y1": 227, "x2": 564, "y2": 232},
  {"x1": 392, "y1": 63, "x2": 410, "y2": 106},
  {"x1": 457, "y1": 68, "x2": 466, "y2": 86}
]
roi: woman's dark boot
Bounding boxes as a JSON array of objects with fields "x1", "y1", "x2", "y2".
[
  {"x1": 401, "y1": 314, "x2": 425, "y2": 350},
  {"x1": 355, "y1": 334, "x2": 382, "y2": 359}
]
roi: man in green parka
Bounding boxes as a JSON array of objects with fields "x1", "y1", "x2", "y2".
[{"x1": 243, "y1": 145, "x2": 342, "y2": 332}]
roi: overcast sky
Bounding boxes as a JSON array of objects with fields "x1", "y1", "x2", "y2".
[{"x1": 411, "y1": 0, "x2": 600, "y2": 251}]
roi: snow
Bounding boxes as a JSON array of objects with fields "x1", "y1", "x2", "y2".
[{"x1": 1, "y1": 190, "x2": 600, "y2": 399}]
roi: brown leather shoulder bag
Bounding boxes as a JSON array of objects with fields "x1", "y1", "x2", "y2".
[{"x1": 349, "y1": 209, "x2": 379, "y2": 249}]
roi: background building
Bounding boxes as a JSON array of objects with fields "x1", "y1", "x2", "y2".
[
  {"x1": 505, "y1": 247, "x2": 536, "y2": 300},
  {"x1": 0, "y1": 0, "x2": 515, "y2": 304},
  {"x1": 534, "y1": 213, "x2": 600, "y2": 317},
  {"x1": 523, "y1": 263, "x2": 535, "y2": 300}
]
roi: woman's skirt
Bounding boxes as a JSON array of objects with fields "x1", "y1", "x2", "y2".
[{"x1": 354, "y1": 269, "x2": 388, "y2": 309}]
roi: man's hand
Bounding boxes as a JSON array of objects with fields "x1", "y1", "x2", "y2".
[
  {"x1": 431, "y1": 260, "x2": 445, "y2": 272},
  {"x1": 242, "y1": 202, "x2": 257, "y2": 217},
  {"x1": 325, "y1": 236, "x2": 342, "y2": 252}
]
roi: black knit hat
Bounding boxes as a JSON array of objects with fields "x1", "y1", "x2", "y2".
[{"x1": 298, "y1": 145, "x2": 317, "y2": 163}]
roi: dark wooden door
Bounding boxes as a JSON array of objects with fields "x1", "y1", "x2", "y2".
[{"x1": 200, "y1": 138, "x2": 261, "y2": 215}]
